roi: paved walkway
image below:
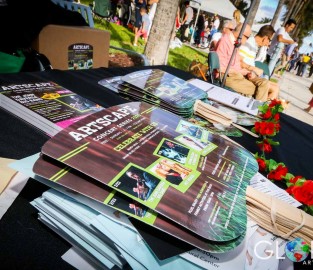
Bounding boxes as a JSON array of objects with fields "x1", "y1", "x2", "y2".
[{"x1": 276, "y1": 71, "x2": 313, "y2": 126}]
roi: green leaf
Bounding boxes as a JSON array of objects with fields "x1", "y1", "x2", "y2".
[
  {"x1": 306, "y1": 205, "x2": 313, "y2": 215},
  {"x1": 266, "y1": 138, "x2": 280, "y2": 146},
  {"x1": 284, "y1": 173, "x2": 294, "y2": 181},
  {"x1": 277, "y1": 106, "x2": 284, "y2": 113},
  {"x1": 267, "y1": 159, "x2": 278, "y2": 171},
  {"x1": 295, "y1": 179, "x2": 306, "y2": 186}
]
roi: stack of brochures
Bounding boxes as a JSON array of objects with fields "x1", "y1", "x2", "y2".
[
  {"x1": 187, "y1": 79, "x2": 263, "y2": 117},
  {"x1": 0, "y1": 81, "x2": 103, "y2": 136},
  {"x1": 98, "y1": 69, "x2": 208, "y2": 118},
  {"x1": 28, "y1": 101, "x2": 261, "y2": 268},
  {"x1": 11, "y1": 159, "x2": 302, "y2": 268}
]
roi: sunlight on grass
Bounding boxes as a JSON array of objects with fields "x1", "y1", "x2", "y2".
[
  {"x1": 79, "y1": 0, "x2": 208, "y2": 71},
  {"x1": 96, "y1": 21, "x2": 207, "y2": 71}
]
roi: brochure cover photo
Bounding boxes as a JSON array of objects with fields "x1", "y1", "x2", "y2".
[{"x1": 38, "y1": 102, "x2": 258, "y2": 242}]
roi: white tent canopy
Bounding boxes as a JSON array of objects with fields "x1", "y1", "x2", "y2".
[{"x1": 190, "y1": 0, "x2": 244, "y2": 21}]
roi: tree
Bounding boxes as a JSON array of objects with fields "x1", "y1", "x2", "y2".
[
  {"x1": 271, "y1": 0, "x2": 286, "y2": 28},
  {"x1": 293, "y1": 1, "x2": 313, "y2": 47},
  {"x1": 144, "y1": 0, "x2": 180, "y2": 65},
  {"x1": 246, "y1": 0, "x2": 261, "y2": 25},
  {"x1": 283, "y1": 0, "x2": 297, "y2": 24},
  {"x1": 257, "y1": 17, "x2": 271, "y2": 24}
]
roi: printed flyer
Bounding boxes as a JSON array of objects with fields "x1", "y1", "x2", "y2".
[
  {"x1": 121, "y1": 69, "x2": 208, "y2": 112},
  {"x1": 0, "y1": 81, "x2": 103, "y2": 135},
  {"x1": 98, "y1": 75, "x2": 193, "y2": 117},
  {"x1": 33, "y1": 155, "x2": 244, "y2": 253},
  {"x1": 68, "y1": 43, "x2": 93, "y2": 70},
  {"x1": 38, "y1": 102, "x2": 258, "y2": 241}
]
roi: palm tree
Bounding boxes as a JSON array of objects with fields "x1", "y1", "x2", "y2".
[
  {"x1": 271, "y1": 0, "x2": 286, "y2": 28},
  {"x1": 257, "y1": 17, "x2": 271, "y2": 24},
  {"x1": 144, "y1": 0, "x2": 180, "y2": 65},
  {"x1": 246, "y1": 0, "x2": 261, "y2": 25},
  {"x1": 292, "y1": 1, "x2": 313, "y2": 45},
  {"x1": 283, "y1": 0, "x2": 297, "y2": 24}
]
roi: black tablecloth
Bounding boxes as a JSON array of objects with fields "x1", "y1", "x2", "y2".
[{"x1": 1, "y1": 66, "x2": 312, "y2": 269}]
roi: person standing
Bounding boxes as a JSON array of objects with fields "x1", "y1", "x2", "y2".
[
  {"x1": 147, "y1": 0, "x2": 158, "y2": 36},
  {"x1": 308, "y1": 58, "x2": 313, "y2": 78},
  {"x1": 274, "y1": 37, "x2": 298, "y2": 75},
  {"x1": 134, "y1": 0, "x2": 147, "y2": 36},
  {"x1": 296, "y1": 53, "x2": 311, "y2": 77},
  {"x1": 180, "y1": 1, "x2": 193, "y2": 43},
  {"x1": 133, "y1": 7, "x2": 150, "y2": 46},
  {"x1": 194, "y1": 12, "x2": 205, "y2": 48},
  {"x1": 266, "y1": 19, "x2": 296, "y2": 76},
  {"x1": 209, "y1": 14, "x2": 220, "y2": 40},
  {"x1": 287, "y1": 47, "x2": 300, "y2": 72}
]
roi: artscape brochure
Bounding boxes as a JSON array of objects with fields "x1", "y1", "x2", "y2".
[
  {"x1": 10, "y1": 154, "x2": 242, "y2": 256},
  {"x1": 0, "y1": 81, "x2": 103, "y2": 136},
  {"x1": 98, "y1": 69, "x2": 208, "y2": 117},
  {"x1": 33, "y1": 155, "x2": 244, "y2": 253},
  {"x1": 35, "y1": 102, "x2": 258, "y2": 242},
  {"x1": 98, "y1": 76, "x2": 190, "y2": 118}
]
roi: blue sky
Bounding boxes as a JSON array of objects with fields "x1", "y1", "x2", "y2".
[{"x1": 254, "y1": 0, "x2": 280, "y2": 23}]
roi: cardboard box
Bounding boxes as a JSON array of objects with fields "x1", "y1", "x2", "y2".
[{"x1": 32, "y1": 24, "x2": 110, "y2": 70}]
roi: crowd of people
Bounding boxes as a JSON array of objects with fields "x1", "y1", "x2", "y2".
[
  {"x1": 178, "y1": 5, "x2": 301, "y2": 103},
  {"x1": 96, "y1": 0, "x2": 313, "y2": 107}
]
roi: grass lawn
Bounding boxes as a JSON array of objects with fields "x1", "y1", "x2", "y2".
[{"x1": 80, "y1": 0, "x2": 208, "y2": 71}]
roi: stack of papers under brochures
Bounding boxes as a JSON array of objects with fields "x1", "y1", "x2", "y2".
[
  {"x1": 30, "y1": 188, "x2": 206, "y2": 270},
  {"x1": 98, "y1": 69, "x2": 208, "y2": 118}
]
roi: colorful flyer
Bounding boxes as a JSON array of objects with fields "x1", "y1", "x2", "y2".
[
  {"x1": 98, "y1": 75, "x2": 192, "y2": 117},
  {"x1": 33, "y1": 155, "x2": 245, "y2": 253},
  {"x1": 121, "y1": 69, "x2": 208, "y2": 110},
  {"x1": 68, "y1": 43, "x2": 93, "y2": 70},
  {"x1": 0, "y1": 81, "x2": 103, "y2": 135},
  {"x1": 38, "y1": 102, "x2": 258, "y2": 242}
]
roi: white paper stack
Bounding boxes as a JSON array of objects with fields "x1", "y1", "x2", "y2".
[{"x1": 30, "y1": 188, "x2": 206, "y2": 270}]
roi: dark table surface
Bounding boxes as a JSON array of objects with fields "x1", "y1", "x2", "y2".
[{"x1": 1, "y1": 66, "x2": 312, "y2": 269}]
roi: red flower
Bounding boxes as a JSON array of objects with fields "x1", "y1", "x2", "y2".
[
  {"x1": 268, "y1": 164, "x2": 288, "y2": 181},
  {"x1": 286, "y1": 186, "x2": 295, "y2": 195},
  {"x1": 289, "y1": 176, "x2": 303, "y2": 185},
  {"x1": 275, "y1": 123, "x2": 281, "y2": 131},
  {"x1": 256, "y1": 158, "x2": 266, "y2": 171},
  {"x1": 262, "y1": 109, "x2": 272, "y2": 120},
  {"x1": 254, "y1": 122, "x2": 276, "y2": 136},
  {"x1": 292, "y1": 180, "x2": 313, "y2": 206},
  {"x1": 269, "y1": 99, "x2": 282, "y2": 108},
  {"x1": 257, "y1": 139, "x2": 272, "y2": 153},
  {"x1": 273, "y1": 113, "x2": 280, "y2": 121}
]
